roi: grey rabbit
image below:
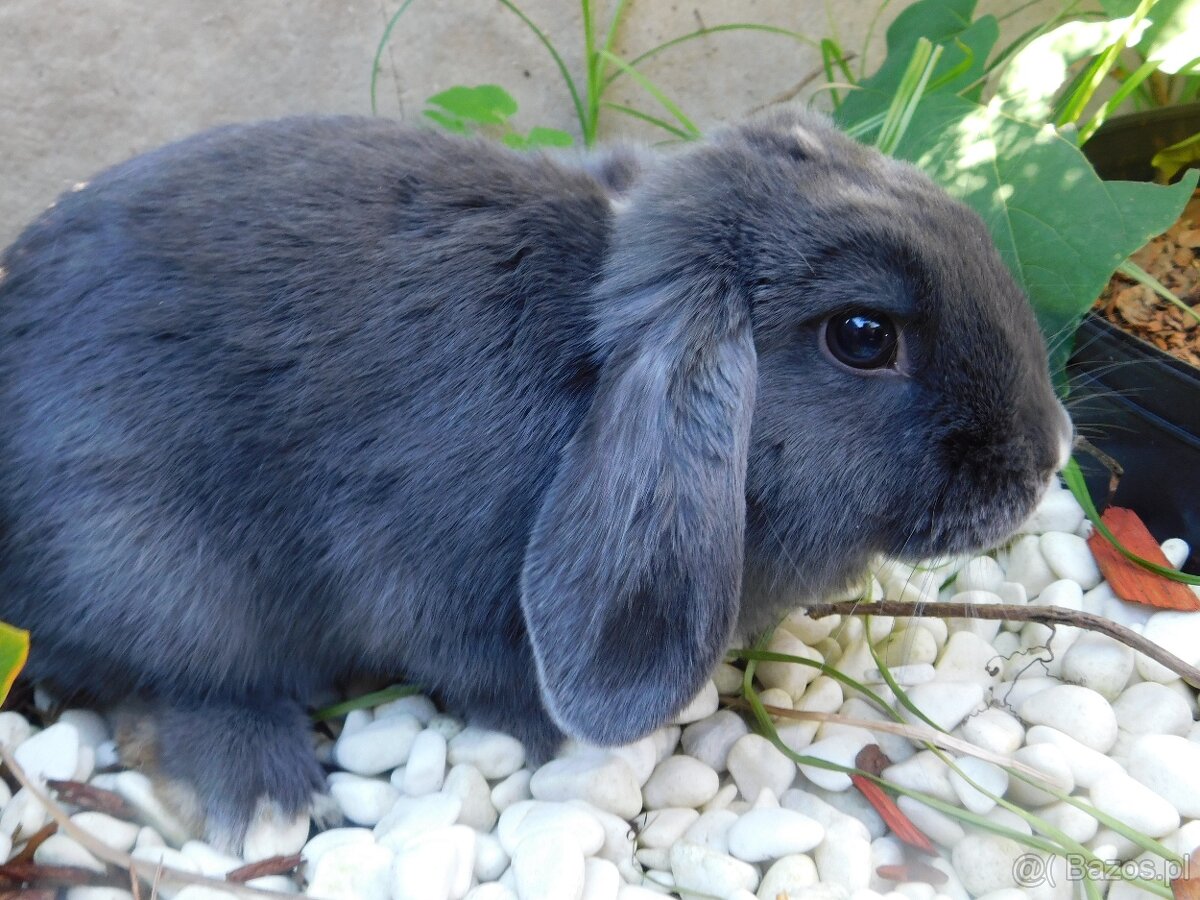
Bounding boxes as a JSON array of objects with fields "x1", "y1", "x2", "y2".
[{"x1": 0, "y1": 107, "x2": 1072, "y2": 846}]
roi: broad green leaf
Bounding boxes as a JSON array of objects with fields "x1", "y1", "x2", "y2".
[
  {"x1": 426, "y1": 85, "x2": 519, "y2": 126},
  {"x1": 524, "y1": 126, "x2": 574, "y2": 148},
  {"x1": 422, "y1": 109, "x2": 471, "y2": 134},
  {"x1": 0, "y1": 622, "x2": 29, "y2": 706},
  {"x1": 1103, "y1": 0, "x2": 1200, "y2": 73},
  {"x1": 995, "y1": 16, "x2": 1147, "y2": 122},
  {"x1": 891, "y1": 93, "x2": 1199, "y2": 372},
  {"x1": 836, "y1": 0, "x2": 998, "y2": 130}
]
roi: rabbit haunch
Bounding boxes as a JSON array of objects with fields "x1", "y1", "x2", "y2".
[{"x1": 0, "y1": 108, "x2": 1071, "y2": 845}]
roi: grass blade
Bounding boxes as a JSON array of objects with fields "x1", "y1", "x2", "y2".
[
  {"x1": 875, "y1": 37, "x2": 943, "y2": 155},
  {"x1": 1118, "y1": 259, "x2": 1200, "y2": 326},
  {"x1": 370, "y1": 0, "x2": 420, "y2": 114},
  {"x1": 496, "y1": 0, "x2": 586, "y2": 139},
  {"x1": 596, "y1": 50, "x2": 700, "y2": 138},
  {"x1": 600, "y1": 101, "x2": 694, "y2": 140}
]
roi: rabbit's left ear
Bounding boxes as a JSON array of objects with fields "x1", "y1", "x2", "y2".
[{"x1": 520, "y1": 260, "x2": 756, "y2": 744}]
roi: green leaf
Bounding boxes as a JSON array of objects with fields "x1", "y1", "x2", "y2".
[
  {"x1": 422, "y1": 109, "x2": 471, "y2": 134},
  {"x1": 891, "y1": 93, "x2": 1199, "y2": 373},
  {"x1": 0, "y1": 622, "x2": 29, "y2": 706},
  {"x1": 1152, "y1": 128, "x2": 1200, "y2": 181},
  {"x1": 312, "y1": 684, "x2": 420, "y2": 722},
  {"x1": 426, "y1": 85, "x2": 519, "y2": 126},
  {"x1": 1104, "y1": 0, "x2": 1200, "y2": 73},
  {"x1": 523, "y1": 126, "x2": 575, "y2": 148},
  {"x1": 995, "y1": 15, "x2": 1148, "y2": 123},
  {"x1": 836, "y1": 0, "x2": 998, "y2": 131}
]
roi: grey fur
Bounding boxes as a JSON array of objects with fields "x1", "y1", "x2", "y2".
[{"x1": 0, "y1": 108, "x2": 1068, "y2": 844}]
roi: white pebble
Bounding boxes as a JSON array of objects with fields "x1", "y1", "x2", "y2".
[
  {"x1": 391, "y1": 824, "x2": 475, "y2": 900},
  {"x1": 1127, "y1": 734, "x2": 1200, "y2": 818},
  {"x1": 109, "y1": 771, "x2": 191, "y2": 846},
  {"x1": 683, "y1": 808, "x2": 739, "y2": 854},
  {"x1": 1090, "y1": 773, "x2": 1179, "y2": 837},
  {"x1": 491, "y1": 769, "x2": 532, "y2": 812},
  {"x1": 179, "y1": 840, "x2": 240, "y2": 876},
  {"x1": 1034, "y1": 801, "x2": 1099, "y2": 844},
  {"x1": 1007, "y1": 744, "x2": 1074, "y2": 807},
  {"x1": 602, "y1": 736, "x2": 658, "y2": 786},
  {"x1": 14, "y1": 721, "x2": 80, "y2": 782},
  {"x1": 335, "y1": 714, "x2": 422, "y2": 776},
  {"x1": 814, "y1": 819, "x2": 872, "y2": 894},
  {"x1": 669, "y1": 840, "x2": 760, "y2": 896},
  {"x1": 1060, "y1": 632, "x2": 1134, "y2": 699},
  {"x1": 1003, "y1": 535, "x2": 1057, "y2": 597},
  {"x1": 444, "y1": 763, "x2": 497, "y2": 830},
  {"x1": 1161, "y1": 539, "x2": 1190, "y2": 568},
  {"x1": 301, "y1": 827, "x2": 375, "y2": 881},
  {"x1": 376, "y1": 793, "x2": 462, "y2": 850},
  {"x1": 948, "y1": 757, "x2": 1008, "y2": 814},
  {"x1": 1023, "y1": 726, "x2": 1123, "y2": 788},
  {"x1": 1039, "y1": 532, "x2": 1102, "y2": 588},
  {"x1": 955, "y1": 557, "x2": 1005, "y2": 593},
  {"x1": 498, "y1": 800, "x2": 604, "y2": 857},
  {"x1": 798, "y1": 729, "x2": 874, "y2": 792},
  {"x1": 934, "y1": 631, "x2": 1001, "y2": 685},
  {"x1": 375, "y1": 694, "x2": 438, "y2": 724},
  {"x1": 727, "y1": 734, "x2": 796, "y2": 801},
  {"x1": 947, "y1": 590, "x2": 1004, "y2": 642},
  {"x1": 427, "y1": 714, "x2": 465, "y2": 741},
  {"x1": 529, "y1": 753, "x2": 642, "y2": 819},
  {"x1": 1018, "y1": 685, "x2": 1118, "y2": 752},
  {"x1": 757, "y1": 854, "x2": 818, "y2": 899},
  {"x1": 447, "y1": 727, "x2": 526, "y2": 780},
  {"x1": 70, "y1": 811, "x2": 140, "y2": 853},
  {"x1": 712, "y1": 663, "x2": 745, "y2": 695},
  {"x1": 637, "y1": 807, "x2": 700, "y2": 849},
  {"x1": 513, "y1": 831, "x2": 585, "y2": 900},
  {"x1": 642, "y1": 755, "x2": 719, "y2": 809},
  {"x1": 1113, "y1": 682, "x2": 1193, "y2": 736},
  {"x1": 899, "y1": 681, "x2": 984, "y2": 732},
  {"x1": 1022, "y1": 488, "x2": 1085, "y2": 534},
  {"x1": 960, "y1": 708, "x2": 1023, "y2": 755},
  {"x1": 0, "y1": 712, "x2": 32, "y2": 748},
  {"x1": 880, "y1": 627, "x2": 938, "y2": 667},
  {"x1": 34, "y1": 834, "x2": 105, "y2": 873},
  {"x1": 672, "y1": 680, "x2": 719, "y2": 725},
  {"x1": 726, "y1": 807, "x2": 824, "y2": 862},
  {"x1": 306, "y1": 840, "x2": 393, "y2": 900},
  {"x1": 950, "y1": 835, "x2": 1022, "y2": 895},
  {"x1": 402, "y1": 729, "x2": 448, "y2": 795},
  {"x1": 680, "y1": 711, "x2": 750, "y2": 773},
  {"x1": 756, "y1": 630, "x2": 822, "y2": 699},
  {"x1": 881, "y1": 752, "x2": 955, "y2": 804},
  {"x1": 56, "y1": 709, "x2": 111, "y2": 750},
  {"x1": 1138, "y1": 610, "x2": 1200, "y2": 682},
  {"x1": 895, "y1": 796, "x2": 964, "y2": 846},
  {"x1": 475, "y1": 832, "x2": 510, "y2": 883},
  {"x1": 582, "y1": 857, "x2": 620, "y2": 900},
  {"x1": 327, "y1": 772, "x2": 401, "y2": 826}
]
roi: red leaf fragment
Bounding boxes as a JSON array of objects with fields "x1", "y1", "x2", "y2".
[
  {"x1": 850, "y1": 774, "x2": 935, "y2": 854},
  {"x1": 1086, "y1": 508, "x2": 1199, "y2": 610},
  {"x1": 877, "y1": 862, "x2": 949, "y2": 885}
]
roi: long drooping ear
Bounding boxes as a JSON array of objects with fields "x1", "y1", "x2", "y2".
[{"x1": 520, "y1": 201, "x2": 757, "y2": 744}]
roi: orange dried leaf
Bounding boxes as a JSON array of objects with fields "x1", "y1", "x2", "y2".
[
  {"x1": 851, "y1": 774, "x2": 935, "y2": 854},
  {"x1": 1086, "y1": 508, "x2": 1200, "y2": 610}
]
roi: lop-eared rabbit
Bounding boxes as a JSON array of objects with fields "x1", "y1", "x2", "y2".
[{"x1": 0, "y1": 108, "x2": 1072, "y2": 845}]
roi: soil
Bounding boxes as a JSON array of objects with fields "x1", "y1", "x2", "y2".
[{"x1": 1094, "y1": 190, "x2": 1200, "y2": 368}]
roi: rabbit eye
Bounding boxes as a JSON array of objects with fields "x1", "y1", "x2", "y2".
[{"x1": 823, "y1": 311, "x2": 898, "y2": 370}]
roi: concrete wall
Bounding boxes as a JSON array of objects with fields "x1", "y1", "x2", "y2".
[{"x1": 0, "y1": 0, "x2": 1056, "y2": 248}]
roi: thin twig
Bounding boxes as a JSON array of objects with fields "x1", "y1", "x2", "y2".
[
  {"x1": 798, "y1": 601, "x2": 1200, "y2": 688},
  {"x1": 0, "y1": 746, "x2": 295, "y2": 899}
]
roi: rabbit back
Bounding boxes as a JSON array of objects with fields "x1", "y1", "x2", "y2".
[{"x1": 0, "y1": 117, "x2": 610, "y2": 749}]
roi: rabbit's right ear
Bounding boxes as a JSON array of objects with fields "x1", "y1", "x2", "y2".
[{"x1": 520, "y1": 203, "x2": 756, "y2": 744}]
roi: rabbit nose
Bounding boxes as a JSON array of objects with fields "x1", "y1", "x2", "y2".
[{"x1": 1053, "y1": 402, "x2": 1075, "y2": 472}]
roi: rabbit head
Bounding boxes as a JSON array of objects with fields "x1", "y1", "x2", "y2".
[{"x1": 522, "y1": 107, "x2": 1070, "y2": 743}]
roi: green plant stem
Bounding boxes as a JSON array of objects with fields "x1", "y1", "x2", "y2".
[
  {"x1": 875, "y1": 38, "x2": 943, "y2": 154},
  {"x1": 496, "y1": 0, "x2": 587, "y2": 139},
  {"x1": 312, "y1": 684, "x2": 420, "y2": 721},
  {"x1": 1118, "y1": 260, "x2": 1200, "y2": 326},
  {"x1": 599, "y1": 101, "x2": 694, "y2": 140},
  {"x1": 370, "y1": 0, "x2": 420, "y2": 114},
  {"x1": 596, "y1": 50, "x2": 700, "y2": 137},
  {"x1": 1055, "y1": 0, "x2": 1154, "y2": 128},
  {"x1": 1063, "y1": 458, "x2": 1200, "y2": 587}
]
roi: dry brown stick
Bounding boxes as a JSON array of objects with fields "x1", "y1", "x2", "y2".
[
  {"x1": 0, "y1": 746, "x2": 296, "y2": 899},
  {"x1": 798, "y1": 601, "x2": 1200, "y2": 689}
]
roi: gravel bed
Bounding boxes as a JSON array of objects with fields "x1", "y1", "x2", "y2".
[{"x1": 4, "y1": 479, "x2": 1200, "y2": 900}]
